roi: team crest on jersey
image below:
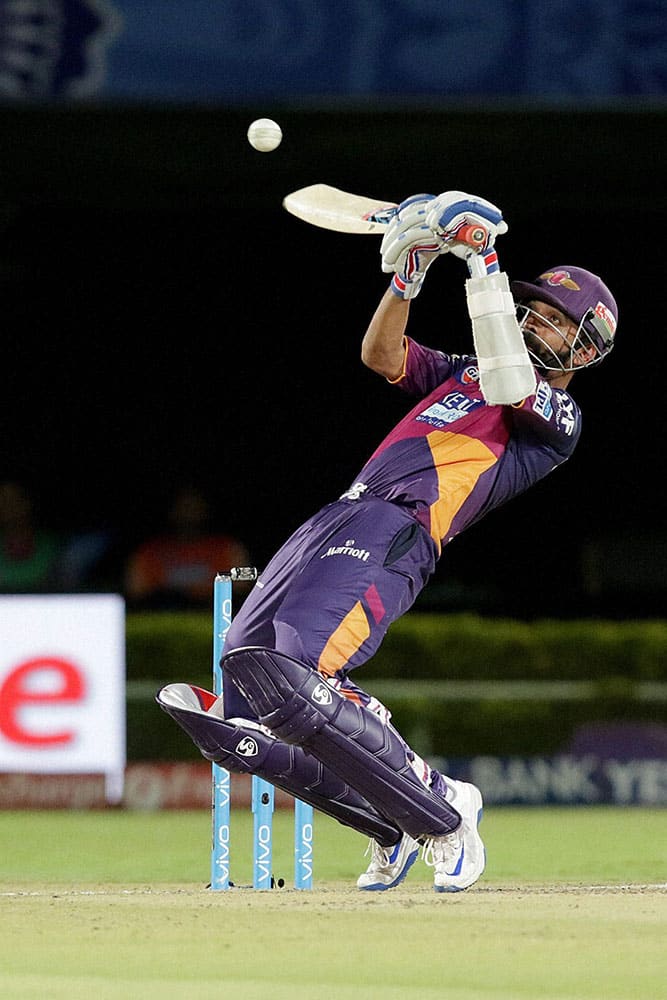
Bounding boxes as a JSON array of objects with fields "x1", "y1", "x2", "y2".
[{"x1": 416, "y1": 391, "x2": 483, "y2": 428}]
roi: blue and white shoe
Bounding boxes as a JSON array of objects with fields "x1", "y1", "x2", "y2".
[
  {"x1": 423, "y1": 780, "x2": 485, "y2": 892},
  {"x1": 356, "y1": 833, "x2": 420, "y2": 891}
]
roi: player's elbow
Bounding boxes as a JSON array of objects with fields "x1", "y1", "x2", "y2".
[
  {"x1": 360, "y1": 340, "x2": 378, "y2": 370},
  {"x1": 361, "y1": 343, "x2": 403, "y2": 380},
  {"x1": 361, "y1": 341, "x2": 386, "y2": 374}
]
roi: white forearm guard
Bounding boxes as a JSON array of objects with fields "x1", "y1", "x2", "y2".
[{"x1": 466, "y1": 271, "x2": 536, "y2": 405}]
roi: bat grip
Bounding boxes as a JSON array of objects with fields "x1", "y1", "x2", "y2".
[{"x1": 466, "y1": 253, "x2": 488, "y2": 278}]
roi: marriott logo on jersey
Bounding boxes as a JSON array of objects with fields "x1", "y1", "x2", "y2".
[
  {"x1": 417, "y1": 391, "x2": 484, "y2": 428},
  {"x1": 320, "y1": 538, "x2": 371, "y2": 562}
]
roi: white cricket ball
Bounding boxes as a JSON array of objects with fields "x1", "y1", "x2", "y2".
[{"x1": 247, "y1": 118, "x2": 282, "y2": 152}]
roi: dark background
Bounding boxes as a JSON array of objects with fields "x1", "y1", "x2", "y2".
[{"x1": 1, "y1": 105, "x2": 664, "y2": 616}]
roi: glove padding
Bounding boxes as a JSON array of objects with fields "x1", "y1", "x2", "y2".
[
  {"x1": 381, "y1": 194, "x2": 447, "y2": 299},
  {"x1": 425, "y1": 191, "x2": 507, "y2": 260}
]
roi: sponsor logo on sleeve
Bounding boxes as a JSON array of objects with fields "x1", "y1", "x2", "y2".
[
  {"x1": 460, "y1": 365, "x2": 480, "y2": 385},
  {"x1": 533, "y1": 381, "x2": 554, "y2": 420},
  {"x1": 554, "y1": 390, "x2": 577, "y2": 435}
]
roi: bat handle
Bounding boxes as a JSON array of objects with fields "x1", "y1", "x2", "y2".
[{"x1": 466, "y1": 252, "x2": 488, "y2": 278}]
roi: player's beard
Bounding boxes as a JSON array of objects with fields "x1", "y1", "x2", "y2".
[{"x1": 523, "y1": 329, "x2": 572, "y2": 373}]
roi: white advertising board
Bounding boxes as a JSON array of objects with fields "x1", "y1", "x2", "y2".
[{"x1": 0, "y1": 595, "x2": 125, "y2": 802}]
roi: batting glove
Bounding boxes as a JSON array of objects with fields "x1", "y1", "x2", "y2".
[
  {"x1": 381, "y1": 194, "x2": 448, "y2": 299},
  {"x1": 426, "y1": 191, "x2": 508, "y2": 261}
]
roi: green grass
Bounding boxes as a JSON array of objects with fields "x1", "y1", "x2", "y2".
[
  {"x1": 1, "y1": 808, "x2": 665, "y2": 999},
  {"x1": 1, "y1": 806, "x2": 665, "y2": 886}
]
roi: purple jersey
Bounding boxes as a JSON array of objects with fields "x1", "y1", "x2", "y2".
[
  {"x1": 225, "y1": 335, "x2": 583, "y2": 698},
  {"x1": 343, "y1": 338, "x2": 581, "y2": 553}
]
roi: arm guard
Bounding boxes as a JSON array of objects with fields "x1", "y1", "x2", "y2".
[{"x1": 466, "y1": 270, "x2": 537, "y2": 405}]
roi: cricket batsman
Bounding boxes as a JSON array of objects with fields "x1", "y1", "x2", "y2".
[{"x1": 157, "y1": 190, "x2": 617, "y2": 891}]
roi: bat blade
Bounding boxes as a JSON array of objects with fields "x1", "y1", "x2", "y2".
[{"x1": 282, "y1": 183, "x2": 398, "y2": 234}]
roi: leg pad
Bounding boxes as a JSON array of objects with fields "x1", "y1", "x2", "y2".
[
  {"x1": 156, "y1": 683, "x2": 401, "y2": 846},
  {"x1": 223, "y1": 646, "x2": 461, "y2": 840}
]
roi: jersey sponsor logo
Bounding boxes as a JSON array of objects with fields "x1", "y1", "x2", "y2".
[
  {"x1": 533, "y1": 381, "x2": 553, "y2": 420},
  {"x1": 460, "y1": 365, "x2": 480, "y2": 385},
  {"x1": 554, "y1": 391, "x2": 577, "y2": 435},
  {"x1": 416, "y1": 391, "x2": 483, "y2": 428},
  {"x1": 320, "y1": 538, "x2": 371, "y2": 562},
  {"x1": 340, "y1": 482, "x2": 367, "y2": 500}
]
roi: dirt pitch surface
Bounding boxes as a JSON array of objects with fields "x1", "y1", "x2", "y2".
[{"x1": 2, "y1": 881, "x2": 666, "y2": 1000}]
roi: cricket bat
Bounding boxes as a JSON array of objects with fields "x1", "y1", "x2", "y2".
[
  {"x1": 283, "y1": 183, "x2": 532, "y2": 405},
  {"x1": 282, "y1": 183, "x2": 398, "y2": 234},
  {"x1": 282, "y1": 182, "x2": 492, "y2": 279},
  {"x1": 282, "y1": 184, "x2": 491, "y2": 254}
]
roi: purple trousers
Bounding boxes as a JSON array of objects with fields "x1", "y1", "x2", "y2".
[{"x1": 224, "y1": 497, "x2": 437, "y2": 718}]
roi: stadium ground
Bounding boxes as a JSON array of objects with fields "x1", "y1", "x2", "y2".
[{"x1": 1, "y1": 808, "x2": 665, "y2": 999}]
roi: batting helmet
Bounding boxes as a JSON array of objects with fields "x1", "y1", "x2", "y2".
[{"x1": 511, "y1": 266, "x2": 617, "y2": 367}]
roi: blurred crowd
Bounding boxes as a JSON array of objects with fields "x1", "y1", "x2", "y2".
[
  {"x1": 2, "y1": 476, "x2": 665, "y2": 620},
  {"x1": 0, "y1": 479, "x2": 252, "y2": 610}
]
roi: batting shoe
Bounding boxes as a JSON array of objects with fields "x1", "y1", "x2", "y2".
[
  {"x1": 423, "y1": 780, "x2": 485, "y2": 893},
  {"x1": 357, "y1": 833, "x2": 420, "y2": 891}
]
